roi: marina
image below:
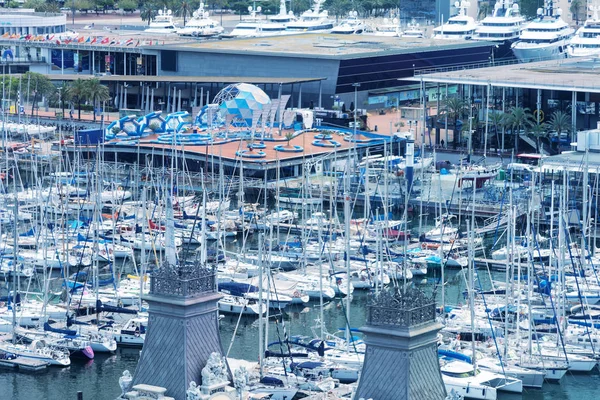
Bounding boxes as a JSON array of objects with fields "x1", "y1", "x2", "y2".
[{"x1": 0, "y1": 3, "x2": 600, "y2": 400}]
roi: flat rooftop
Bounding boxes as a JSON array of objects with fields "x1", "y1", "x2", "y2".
[
  {"x1": 407, "y1": 57, "x2": 600, "y2": 93},
  {"x1": 164, "y1": 33, "x2": 493, "y2": 60},
  {"x1": 45, "y1": 74, "x2": 324, "y2": 85}
]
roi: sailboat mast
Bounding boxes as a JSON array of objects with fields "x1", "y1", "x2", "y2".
[{"x1": 344, "y1": 159, "x2": 351, "y2": 348}]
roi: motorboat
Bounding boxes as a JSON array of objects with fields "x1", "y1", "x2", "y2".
[
  {"x1": 330, "y1": 11, "x2": 366, "y2": 34},
  {"x1": 402, "y1": 20, "x2": 425, "y2": 38},
  {"x1": 440, "y1": 360, "x2": 523, "y2": 399},
  {"x1": 218, "y1": 295, "x2": 266, "y2": 316},
  {"x1": 568, "y1": 5, "x2": 600, "y2": 57},
  {"x1": 511, "y1": 0, "x2": 574, "y2": 62},
  {"x1": 144, "y1": 8, "x2": 178, "y2": 34},
  {"x1": 286, "y1": 0, "x2": 334, "y2": 32},
  {"x1": 0, "y1": 340, "x2": 71, "y2": 366},
  {"x1": 433, "y1": 0, "x2": 478, "y2": 40},
  {"x1": 177, "y1": 3, "x2": 224, "y2": 37},
  {"x1": 226, "y1": 2, "x2": 292, "y2": 38}
]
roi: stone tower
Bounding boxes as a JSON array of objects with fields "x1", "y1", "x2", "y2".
[
  {"x1": 132, "y1": 261, "x2": 226, "y2": 400},
  {"x1": 355, "y1": 287, "x2": 446, "y2": 400}
]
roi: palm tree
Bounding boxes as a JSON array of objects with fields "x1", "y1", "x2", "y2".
[
  {"x1": 570, "y1": 0, "x2": 584, "y2": 25},
  {"x1": 178, "y1": 0, "x2": 193, "y2": 26},
  {"x1": 489, "y1": 112, "x2": 505, "y2": 151},
  {"x1": 548, "y1": 110, "x2": 571, "y2": 152},
  {"x1": 285, "y1": 131, "x2": 294, "y2": 147},
  {"x1": 478, "y1": 1, "x2": 491, "y2": 19},
  {"x1": 445, "y1": 97, "x2": 468, "y2": 149},
  {"x1": 84, "y1": 78, "x2": 110, "y2": 122},
  {"x1": 528, "y1": 122, "x2": 548, "y2": 153},
  {"x1": 70, "y1": 78, "x2": 88, "y2": 120},
  {"x1": 504, "y1": 106, "x2": 534, "y2": 153},
  {"x1": 140, "y1": 6, "x2": 157, "y2": 25}
]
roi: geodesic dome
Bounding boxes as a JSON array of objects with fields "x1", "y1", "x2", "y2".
[{"x1": 214, "y1": 83, "x2": 271, "y2": 126}]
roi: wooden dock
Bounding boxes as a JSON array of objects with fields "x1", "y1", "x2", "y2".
[{"x1": 0, "y1": 355, "x2": 49, "y2": 372}]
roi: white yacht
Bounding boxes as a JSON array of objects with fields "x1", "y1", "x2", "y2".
[
  {"x1": 511, "y1": 0, "x2": 574, "y2": 62},
  {"x1": 371, "y1": 17, "x2": 400, "y2": 37},
  {"x1": 226, "y1": 4, "x2": 290, "y2": 38},
  {"x1": 144, "y1": 8, "x2": 178, "y2": 34},
  {"x1": 331, "y1": 11, "x2": 366, "y2": 34},
  {"x1": 440, "y1": 360, "x2": 523, "y2": 399},
  {"x1": 432, "y1": 0, "x2": 478, "y2": 40},
  {"x1": 177, "y1": 3, "x2": 224, "y2": 37},
  {"x1": 568, "y1": 5, "x2": 600, "y2": 57},
  {"x1": 286, "y1": 0, "x2": 334, "y2": 32},
  {"x1": 402, "y1": 19, "x2": 425, "y2": 38},
  {"x1": 473, "y1": 0, "x2": 526, "y2": 46}
]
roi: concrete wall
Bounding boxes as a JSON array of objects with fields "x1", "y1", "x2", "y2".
[{"x1": 161, "y1": 51, "x2": 341, "y2": 108}]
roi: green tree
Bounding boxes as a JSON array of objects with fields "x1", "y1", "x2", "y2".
[
  {"x1": 548, "y1": 110, "x2": 571, "y2": 152},
  {"x1": 70, "y1": 78, "x2": 89, "y2": 120},
  {"x1": 478, "y1": 1, "x2": 491, "y2": 19},
  {"x1": 23, "y1": 0, "x2": 60, "y2": 12},
  {"x1": 570, "y1": 0, "x2": 585, "y2": 25},
  {"x1": 445, "y1": 97, "x2": 468, "y2": 149},
  {"x1": 178, "y1": 0, "x2": 193, "y2": 26},
  {"x1": 119, "y1": 0, "x2": 138, "y2": 12},
  {"x1": 84, "y1": 78, "x2": 110, "y2": 122},
  {"x1": 519, "y1": 0, "x2": 542, "y2": 19},
  {"x1": 504, "y1": 106, "x2": 534, "y2": 153},
  {"x1": 140, "y1": 5, "x2": 157, "y2": 24},
  {"x1": 94, "y1": 0, "x2": 116, "y2": 13},
  {"x1": 75, "y1": 0, "x2": 94, "y2": 12},
  {"x1": 527, "y1": 121, "x2": 547, "y2": 153},
  {"x1": 489, "y1": 111, "x2": 505, "y2": 151}
]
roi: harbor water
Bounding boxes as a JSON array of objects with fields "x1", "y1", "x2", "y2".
[{"x1": 1, "y1": 268, "x2": 599, "y2": 400}]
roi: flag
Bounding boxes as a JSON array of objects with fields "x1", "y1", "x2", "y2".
[
  {"x1": 149, "y1": 40, "x2": 152, "y2": 45},
  {"x1": 125, "y1": 38, "x2": 134, "y2": 46},
  {"x1": 56, "y1": 39, "x2": 61, "y2": 45},
  {"x1": 91, "y1": 37, "x2": 97, "y2": 44},
  {"x1": 86, "y1": 36, "x2": 91, "y2": 43},
  {"x1": 101, "y1": 37, "x2": 109, "y2": 44},
  {"x1": 135, "y1": 40, "x2": 140, "y2": 47},
  {"x1": 1, "y1": 33, "x2": 8, "y2": 38},
  {"x1": 25, "y1": 34, "x2": 31, "y2": 40},
  {"x1": 78, "y1": 36, "x2": 85, "y2": 43}
]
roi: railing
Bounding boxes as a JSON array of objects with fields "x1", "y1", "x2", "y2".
[
  {"x1": 150, "y1": 263, "x2": 216, "y2": 298},
  {"x1": 367, "y1": 303, "x2": 436, "y2": 328}
]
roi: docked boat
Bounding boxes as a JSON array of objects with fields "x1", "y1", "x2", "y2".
[
  {"x1": 511, "y1": 0, "x2": 574, "y2": 62},
  {"x1": 177, "y1": 3, "x2": 224, "y2": 37},
  {"x1": 401, "y1": 20, "x2": 425, "y2": 38},
  {"x1": 330, "y1": 11, "x2": 366, "y2": 34},
  {"x1": 0, "y1": 340, "x2": 71, "y2": 366},
  {"x1": 371, "y1": 18, "x2": 400, "y2": 37},
  {"x1": 472, "y1": 0, "x2": 527, "y2": 59},
  {"x1": 285, "y1": 0, "x2": 334, "y2": 32},
  {"x1": 218, "y1": 295, "x2": 266, "y2": 316},
  {"x1": 568, "y1": 7, "x2": 600, "y2": 57},
  {"x1": 440, "y1": 360, "x2": 523, "y2": 399},
  {"x1": 432, "y1": 0, "x2": 478, "y2": 40},
  {"x1": 144, "y1": 8, "x2": 178, "y2": 34}
]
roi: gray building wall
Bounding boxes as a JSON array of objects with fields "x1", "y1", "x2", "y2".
[{"x1": 160, "y1": 50, "x2": 341, "y2": 108}]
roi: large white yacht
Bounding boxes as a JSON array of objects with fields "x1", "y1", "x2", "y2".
[
  {"x1": 511, "y1": 0, "x2": 574, "y2": 62},
  {"x1": 330, "y1": 11, "x2": 366, "y2": 34},
  {"x1": 144, "y1": 8, "x2": 178, "y2": 34},
  {"x1": 432, "y1": 0, "x2": 478, "y2": 40},
  {"x1": 473, "y1": 0, "x2": 526, "y2": 42},
  {"x1": 286, "y1": 0, "x2": 334, "y2": 32},
  {"x1": 177, "y1": 3, "x2": 224, "y2": 37},
  {"x1": 226, "y1": 0, "x2": 294, "y2": 38},
  {"x1": 568, "y1": 4, "x2": 600, "y2": 57}
]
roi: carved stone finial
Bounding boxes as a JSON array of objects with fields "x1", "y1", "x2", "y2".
[
  {"x1": 201, "y1": 352, "x2": 228, "y2": 387},
  {"x1": 367, "y1": 287, "x2": 436, "y2": 328},
  {"x1": 233, "y1": 366, "x2": 249, "y2": 393},
  {"x1": 118, "y1": 370, "x2": 132, "y2": 397},
  {"x1": 446, "y1": 389, "x2": 464, "y2": 400},
  {"x1": 186, "y1": 381, "x2": 201, "y2": 400}
]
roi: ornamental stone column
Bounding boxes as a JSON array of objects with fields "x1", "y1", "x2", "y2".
[
  {"x1": 131, "y1": 261, "x2": 226, "y2": 400},
  {"x1": 354, "y1": 287, "x2": 446, "y2": 400}
]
